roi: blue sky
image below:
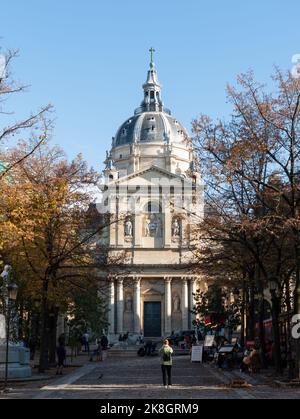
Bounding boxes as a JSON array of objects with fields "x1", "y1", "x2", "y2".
[{"x1": 1, "y1": 0, "x2": 299, "y2": 170}]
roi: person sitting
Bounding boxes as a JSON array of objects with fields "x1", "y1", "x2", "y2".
[
  {"x1": 240, "y1": 347, "x2": 251, "y2": 373},
  {"x1": 137, "y1": 346, "x2": 146, "y2": 357},
  {"x1": 184, "y1": 335, "x2": 191, "y2": 349},
  {"x1": 145, "y1": 339, "x2": 153, "y2": 356}
]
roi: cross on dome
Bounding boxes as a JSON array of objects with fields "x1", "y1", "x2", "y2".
[{"x1": 149, "y1": 47, "x2": 155, "y2": 68}]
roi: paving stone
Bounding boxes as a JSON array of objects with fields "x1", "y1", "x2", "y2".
[{"x1": 1, "y1": 355, "x2": 300, "y2": 399}]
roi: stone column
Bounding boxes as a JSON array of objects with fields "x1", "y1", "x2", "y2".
[
  {"x1": 189, "y1": 277, "x2": 197, "y2": 328},
  {"x1": 164, "y1": 208, "x2": 172, "y2": 247},
  {"x1": 164, "y1": 277, "x2": 172, "y2": 335},
  {"x1": 116, "y1": 278, "x2": 124, "y2": 335},
  {"x1": 133, "y1": 277, "x2": 141, "y2": 334},
  {"x1": 182, "y1": 278, "x2": 189, "y2": 330},
  {"x1": 108, "y1": 278, "x2": 115, "y2": 335}
]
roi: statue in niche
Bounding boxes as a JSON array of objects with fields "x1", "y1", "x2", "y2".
[
  {"x1": 145, "y1": 214, "x2": 162, "y2": 237},
  {"x1": 125, "y1": 295, "x2": 133, "y2": 312},
  {"x1": 124, "y1": 218, "x2": 133, "y2": 237},
  {"x1": 173, "y1": 294, "x2": 181, "y2": 313},
  {"x1": 172, "y1": 218, "x2": 180, "y2": 237},
  {"x1": 145, "y1": 217, "x2": 151, "y2": 237}
]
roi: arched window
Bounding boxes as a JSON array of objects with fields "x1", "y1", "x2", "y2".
[{"x1": 144, "y1": 201, "x2": 161, "y2": 213}]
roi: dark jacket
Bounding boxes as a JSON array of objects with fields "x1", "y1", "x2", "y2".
[{"x1": 57, "y1": 345, "x2": 66, "y2": 361}]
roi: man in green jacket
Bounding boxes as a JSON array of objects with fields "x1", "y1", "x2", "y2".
[{"x1": 159, "y1": 339, "x2": 174, "y2": 389}]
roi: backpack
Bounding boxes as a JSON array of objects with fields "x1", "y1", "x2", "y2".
[{"x1": 163, "y1": 350, "x2": 171, "y2": 362}]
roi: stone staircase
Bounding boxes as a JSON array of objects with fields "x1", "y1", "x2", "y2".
[{"x1": 108, "y1": 344, "x2": 190, "y2": 358}]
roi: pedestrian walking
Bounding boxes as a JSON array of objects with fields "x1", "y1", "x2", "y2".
[
  {"x1": 90, "y1": 339, "x2": 103, "y2": 362},
  {"x1": 159, "y1": 339, "x2": 174, "y2": 389},
  {"x1": 28, "y1": 336, "x2": 37, "y2": 361},
  {"x1": 56, "y1": 341, "x2": 67, "y2": 375},
  {"x1": 100, "y1": 335, "x2": 108, "y2": 350},
  {"x1": 82, "y1": 332, "x2": 90, "y2": 353}
]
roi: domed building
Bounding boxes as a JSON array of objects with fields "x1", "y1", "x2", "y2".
[{"x1": 100, "y1": 51, "x2": 205, "y2": 341}]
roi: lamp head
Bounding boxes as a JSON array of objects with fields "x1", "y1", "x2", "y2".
[{"x1": 7, "y1": 283, "x2": 18, "y2": 301}]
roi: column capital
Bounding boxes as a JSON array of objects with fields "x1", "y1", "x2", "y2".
[
  {"x1": 117, "y1": 277, "x2": 124, "y2": 285},
  {"x1": 182, "y1": 277, "x2": 188, "y2": 284},
  {"x1": 164, "y1": 276, "x2": 172, "y2": 283},
  {"x1": 133, "y1": 276, "x2": 141, "y2": 285},
  {"x1": 107, "y1": 274, "x2": 115, "y2": 282}
]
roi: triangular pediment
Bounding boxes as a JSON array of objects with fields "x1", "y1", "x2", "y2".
[
  {"x1": 142, "y1": 287, "x2": 162, "y2": 296},
  {"x1": 111, "y1": 165, "x2": 193, "y2": 186}
]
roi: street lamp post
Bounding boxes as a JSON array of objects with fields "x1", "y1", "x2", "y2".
[{"x1": 1, "y1": 265, "x2": 18, "y2": 393}]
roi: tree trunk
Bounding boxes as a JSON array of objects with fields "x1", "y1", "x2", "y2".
[
  {"x1": 294, "y1": 241, "x2": 300, "y2": 379},
  {"x1": 18, "y1": 299, "x2": 24, "y2": 341},
  {"x1": 285, "y1": 279, "x2": 295, "y2": 379},
  {"x1": 292, "y1": 230, "x2": 300, "y2": 380},
  {"x1": 271, "y1": 292, "x2": 282, "y2": 374},
  {"x1": 241, "y1": 281, "x2": 246, "y2": 347},
  {"x1": 38, "y1": 281, "x2": 49, "y2": 373},
  {"x1": 48, "y1": 307, "x2": 58, "y2": 366},
  {"x1": 258, "y1": 297, "x2": 267, "y2": 368},
  {"x1": 247, "y1": 284, "x2": 256, "y2": 340}
]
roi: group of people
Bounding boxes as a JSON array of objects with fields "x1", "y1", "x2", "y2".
[
  {"x1": 240, "y1": 346, "x2": 261, "y2": 373},
  {"x1": 210, "y1": 337, "x2": 278, "y2": 373},
  {"x1": 55, "y1": 333, "x2": 175, "y2": 388},
  {"x1": 137, "y1": 339, "x2": 157, "y2": 356},
  {"x1": 118, "y1": 332, "x2": 129, "y2": 342},
  {"x1": 55, "y1": 332, "x2": 109, "y2": 375},
  {"x1": 89, "y1": 335, "x2": 109, "y2": 362}
]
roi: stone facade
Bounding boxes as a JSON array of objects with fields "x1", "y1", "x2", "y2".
[{"x1": 99, "y1": 53, "x2": 205, "y2": 340}]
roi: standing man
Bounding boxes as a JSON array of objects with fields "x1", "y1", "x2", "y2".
[
  {"x1": 101, "y1": 335, "x2": 109, "y2": 361},
  {"x1": 159, "y1": 339, "x2": 174, "y2": 389},
  {"x1": 56, "y1": 340, "x2": 67, "y2": 375}
]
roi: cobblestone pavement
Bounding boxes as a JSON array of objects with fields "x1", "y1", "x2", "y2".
[{"x1": 2, "y1": 355, "x2": 300, "y2": 399}]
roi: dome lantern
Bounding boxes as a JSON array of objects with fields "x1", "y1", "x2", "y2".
[{"x1": 139, "y1": 47, "x2": 163, "y2": 113}]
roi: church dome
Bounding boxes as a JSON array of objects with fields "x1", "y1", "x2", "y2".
[
  {"x1": 114, "y1": 111, "x2": 188, "y2": 147},
  {"x1": 113, "y1": 49, "x2": 189, "y2": 148},
  {"x1": 104, "y1": 49, "x2": 194, "y2": 179}
]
